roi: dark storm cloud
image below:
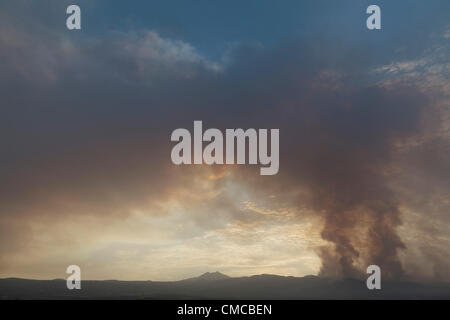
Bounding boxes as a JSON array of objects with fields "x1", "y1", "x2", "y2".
[{"x1": 0, "y1": 1, "x2": 449, "y2": 280}]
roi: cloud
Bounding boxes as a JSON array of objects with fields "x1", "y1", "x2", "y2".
[{"x1": 0, "y1": 1, "x2": 449, "y2": 281}]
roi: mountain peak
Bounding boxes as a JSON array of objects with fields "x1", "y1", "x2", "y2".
[{"x1": 196, "y1": 271, "x2": 230, "y2": 281}]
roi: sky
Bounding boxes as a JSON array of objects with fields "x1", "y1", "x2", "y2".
[{"x1": 0, "y1": 0, "x2": 449, "y2": 281}]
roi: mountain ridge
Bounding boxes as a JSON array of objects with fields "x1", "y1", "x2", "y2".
[
  {"x1": 184, "y1": 271, "x2": 230, "y2": 281},
  {"x1": 1, "y1": 273, "x2": 449, "y2": 300}
]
